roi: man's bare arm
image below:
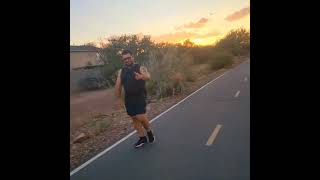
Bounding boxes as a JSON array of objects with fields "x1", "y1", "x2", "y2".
[{"x1": 115, "y1": 69, "x2": 122, "y2": 97}]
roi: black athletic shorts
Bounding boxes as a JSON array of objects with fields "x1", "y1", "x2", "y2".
[{"x1": 124, "y1": 95, "x2": 147, "y2": 116}]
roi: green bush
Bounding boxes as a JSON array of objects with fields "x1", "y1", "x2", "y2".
[
  {"x1": 209, "y1": 51, "x2": 234, "y2": 70},
  {"x1": 215, "y1": 28, "x2": 250, "y2": 56}
]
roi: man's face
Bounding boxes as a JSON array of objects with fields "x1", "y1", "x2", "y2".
[{"x1": 122, "y1": 53, "x2": 134, "y2": 66}]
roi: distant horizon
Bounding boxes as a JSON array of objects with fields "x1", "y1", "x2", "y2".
[{"x1": 71, "y1": 0, "x2": 250, "y2": 46}]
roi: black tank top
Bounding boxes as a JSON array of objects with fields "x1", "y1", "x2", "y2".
[{"x1": 120, "y1": 63, "x2": 146, "y2": 97}]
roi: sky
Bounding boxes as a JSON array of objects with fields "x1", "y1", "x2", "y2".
[{"x1": 70, "y1": 0, "x2": 250, "y2": 46}]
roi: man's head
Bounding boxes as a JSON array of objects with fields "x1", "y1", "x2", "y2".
[{"x1": 121, "y1": 50, "x2": 134, "y2": 66}]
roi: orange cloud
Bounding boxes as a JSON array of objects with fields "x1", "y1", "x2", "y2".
[
  {"x1": 225, "y1": 7, "x2": 250, "y2": 21},
  {"x1": 176, "y1": 18, "x2": 209, "y2": 30}
]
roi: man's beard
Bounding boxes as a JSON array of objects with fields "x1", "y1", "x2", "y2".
[{"x1": 125, "y1": 61, "x2": 133, "y2": 67}]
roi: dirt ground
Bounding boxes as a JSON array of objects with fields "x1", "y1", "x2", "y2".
[{"x1": 70, "y1": 88, "x2": 118, "y2": 134}]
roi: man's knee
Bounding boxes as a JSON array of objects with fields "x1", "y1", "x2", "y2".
[
  {"x1": 132, "y1": 116, "x2": 145, "y2": 125},
  {"x1": 136, "y1": 113, "x2": 147, "y2": 121},
  {"x1": 131, "y1": 115, "x2": 138, "y2": 121}
]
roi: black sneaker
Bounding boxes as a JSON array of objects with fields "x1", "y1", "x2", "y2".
[
  {"x1": 134, "y1": 136, "x2": 147, "y2": 148},
  {"x1": 147, "y1": 130, "x2": 155, "y2": 143}
]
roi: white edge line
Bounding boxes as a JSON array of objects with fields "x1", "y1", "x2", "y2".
[
  {"x1": 70, "y1": 72, "x2": 227, "y2": 176},
  {"x1": 70, "y1": 60, "x2": 248, "y2": 176},
  {"x1": 70, "y1": 130, "x2": 136, "y2": 176}
]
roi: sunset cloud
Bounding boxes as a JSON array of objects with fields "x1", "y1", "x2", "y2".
[
  {"x1": 176, "y1": 17, "x2": 209, "y2": 30},
  {"x1": 225, "y1": 7, "x2": 250, "y2": 21}
]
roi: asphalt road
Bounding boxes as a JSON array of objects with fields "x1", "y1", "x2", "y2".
[{"x1": 71, "y1": 60, "x2": 250, "y2": 180}]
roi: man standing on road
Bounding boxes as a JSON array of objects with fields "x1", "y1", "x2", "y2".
[{"x1": 115, "y1": 49, "x2": 155, "y2": 148}]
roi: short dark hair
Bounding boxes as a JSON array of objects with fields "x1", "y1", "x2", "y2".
[{"x1": 121, "y1": 49, "x2": 132, "y2": 56}]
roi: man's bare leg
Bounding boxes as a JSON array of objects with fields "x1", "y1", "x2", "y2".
[
  {"x1": 136, "y1": 113, "x2": 155, "y2": 143},
  {"x1": 131, "y1": 116, "x2": 145, "y2": 137},
  {"x1": 135, "y1": 113, "x2": 151, "y2": 131}
]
